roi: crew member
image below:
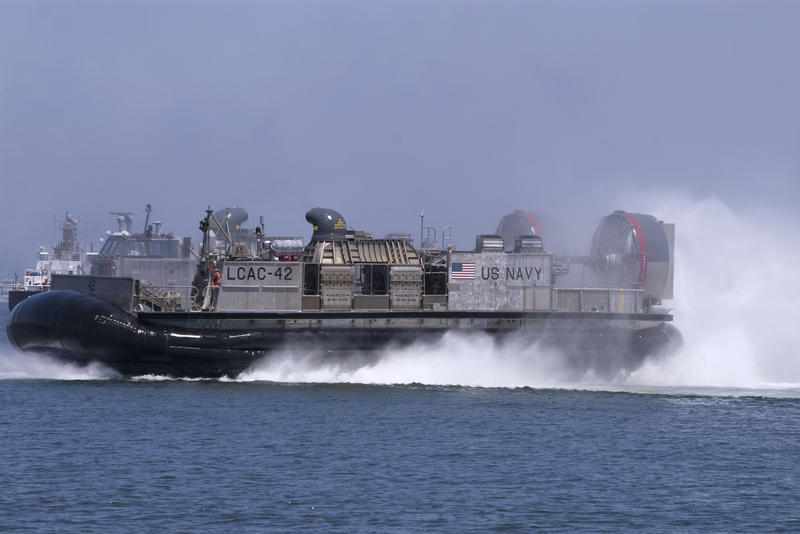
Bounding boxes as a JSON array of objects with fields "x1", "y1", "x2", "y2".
[{"x1": 210, "y1": 264, "x2": 222, "y2": 288}]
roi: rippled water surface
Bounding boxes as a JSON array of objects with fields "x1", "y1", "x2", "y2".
[
  {"x1": 4, "y1": 381, "x2": 800, "y2": 532},
  {"x1": 3, "y1": 308, "x2": 800, "y2": 532}
]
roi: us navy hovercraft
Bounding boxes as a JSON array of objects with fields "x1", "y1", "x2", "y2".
[{"x1": 7, "y1": 207, "x2": 681, "y2": 378}]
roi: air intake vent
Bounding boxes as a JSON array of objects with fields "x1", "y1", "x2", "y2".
[
  {"x1": 475, "y1": 234, "x2": 504, "y2": 252},
  {"x1": 514, "y1": 235, "x2": 544, "y2": 252}
]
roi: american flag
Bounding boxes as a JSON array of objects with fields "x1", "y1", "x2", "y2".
[{"x1": 451, "y1": 262, "x2": 475, "y2": 280}]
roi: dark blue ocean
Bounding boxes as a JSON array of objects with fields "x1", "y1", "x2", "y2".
[{"x1": 3, "y1": 307, "x2": 800, "y2": 532}]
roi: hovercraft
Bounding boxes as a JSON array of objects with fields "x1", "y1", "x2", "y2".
[{"x1": 7, "y1": 207, "x2": 681, "y2": 378}]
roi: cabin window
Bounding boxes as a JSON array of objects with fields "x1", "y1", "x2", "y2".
[
  {"x1": 303, "y1": 264, "x2": 320, "y2": 295},
  {"x1": 354, "y1": 264, "x2": 388, "y2": 295},
  {"x1": 148, "y1": 240, "x2": 179, "y2": 257},
  {"x1": 424, "y1": 269, "x2": 447, "y2": 295}
]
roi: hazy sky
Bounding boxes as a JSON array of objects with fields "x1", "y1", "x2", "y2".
[{"x1": 1, "y1": 0, "x2": 798, "y2": 270}]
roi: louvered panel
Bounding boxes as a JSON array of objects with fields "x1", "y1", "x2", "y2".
[
  {"x1": 385, "y1": 241, "x2": 394, "y2": 263},
  {"x1": 396, "y1": 241, "x2": 405, "y2": 264},
  {"x1": 345, "y1": 241, "x2": 356, "y2": 263},
  {"x1": 313, "y1": 242, "x2": 325, "y2": 263},
  {"x1": 301, "y1": 238, "x2": 422, "y2": 265}
]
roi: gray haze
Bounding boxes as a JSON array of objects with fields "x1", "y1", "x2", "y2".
[{"x1": 1, "y1": 0, "x2": 799, "y2": 271}]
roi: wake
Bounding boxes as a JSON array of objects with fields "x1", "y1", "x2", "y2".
[{"x1": 0, "y1": 350, "x2": 116, "y2": 380}]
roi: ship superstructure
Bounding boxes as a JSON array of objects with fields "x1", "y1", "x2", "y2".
[{"x1": 85, "y1": 205, "x2": 196, "y2": 310}]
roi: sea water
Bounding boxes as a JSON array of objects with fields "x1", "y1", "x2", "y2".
[
  {"x1": 3, "y1": 196, "x2": 800, "y2": 532},
  {"x1": 3, "y1": 375, "x2": 800, "y2": 532}
]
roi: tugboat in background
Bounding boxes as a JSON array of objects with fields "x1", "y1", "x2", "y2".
[{"x1": 8, "y1": 213, "x2": 84, "y2": 311}]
